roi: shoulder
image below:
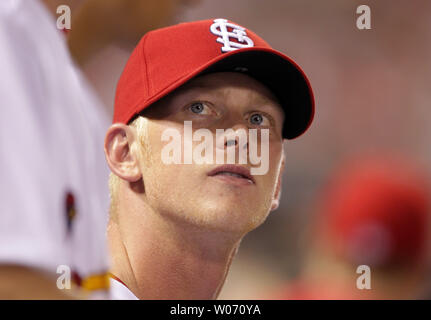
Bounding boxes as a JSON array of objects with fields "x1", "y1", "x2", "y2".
[
  {"x1": 0, "y1": 0, "x2": 22, "y2": 17},
  {"x1": 0, "y1": 0, "x2": 61, "y2": 62},
  {"x1": 0, "y1": 0, "x2": 44, "y2": 27}
]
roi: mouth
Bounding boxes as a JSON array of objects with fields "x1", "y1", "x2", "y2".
[{"x1": 207, "y1": 165, "x2": 255, "y2": 185}]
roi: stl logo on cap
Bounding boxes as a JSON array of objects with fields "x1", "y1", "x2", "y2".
[{"x1": 210, "y1": 18, "x2": 255, "y2": 53}]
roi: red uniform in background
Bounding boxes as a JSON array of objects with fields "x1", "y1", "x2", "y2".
[{"x1": 275, "y1": 155, "x2": 430, "y2": 300}]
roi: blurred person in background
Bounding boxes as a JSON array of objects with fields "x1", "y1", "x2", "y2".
[
  {"x1": 274, "y1": 155, "x2": 430, "y2": 299},
  {"x1": 67, "y1": 0, "x2": 201, "y2": 115},
  {"x1": 0, "y1": 0, "x2": 113, "y2": 299},
  {"x1": 68, "y1": 0, "x2": 201, "y2": 67}
]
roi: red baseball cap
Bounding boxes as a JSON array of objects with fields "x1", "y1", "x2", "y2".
[
  {"x1": 318, "y1": 156, "x2": 430, "y2": 267},
  {"x1": 113, "y1": 18, "x2": 315, "y2": 139}
]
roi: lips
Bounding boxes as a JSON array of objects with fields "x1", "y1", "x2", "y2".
[{"x1": 207, "y1": 165, "x2": 255, "y2": 184}]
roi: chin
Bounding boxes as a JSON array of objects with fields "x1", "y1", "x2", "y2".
[{"x1": 192, "y1": 200, "x2": 271, "y2": 234}]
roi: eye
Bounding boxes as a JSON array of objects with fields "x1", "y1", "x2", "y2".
[
  {"x1": 248, "y1": 112, "x2": 271, "y2": 127},
  {"x1": 250, "y1": 113, "x2": 263, "y2": 125},
  {"x1": 189, "y1": 102, "x2": 211, "y2": 115}
]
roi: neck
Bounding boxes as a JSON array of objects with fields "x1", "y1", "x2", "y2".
[{"x1": 108, "y1": 187, "x2": 241, "y2": 299}]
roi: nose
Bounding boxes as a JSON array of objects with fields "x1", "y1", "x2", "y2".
[
  {"x1": 215, "y1": 124, "x2": 249, "y2": 162},
  {"x1": 225, "y1": 139, "x2": 238, "y2": 147}
]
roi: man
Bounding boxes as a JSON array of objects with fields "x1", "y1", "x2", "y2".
[
  {"x1": 0, "y1": 0, "x2": 110, "y2": 298},
  {"x1": 105, "y1": 18, "x2": 315, "y2": 299}
]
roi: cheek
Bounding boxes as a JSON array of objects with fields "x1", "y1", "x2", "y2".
[
  {"x1": 256, "y1": 142, "x2": 283, "y2": 194},
  {"x1": 139, "y1": 121, "x2": 182, "y2": 167},
  {"x1": 142, "y1": 163, "x2": 204, "y2": 223},
  {"x1": 138, "y1": 124, "x2": 201, "y2": 203}
]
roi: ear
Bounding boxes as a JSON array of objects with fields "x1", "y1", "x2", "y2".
[
  {"x1": 104, "y1": 123, "x2": 142, "y2": 182},
  {"x1": 271, "y1": 151, "x2": 286, "y2": 211}
]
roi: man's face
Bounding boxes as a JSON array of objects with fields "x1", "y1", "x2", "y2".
[{"x1": 135, "y1": 72, "x2": 285, "y2": 235}]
